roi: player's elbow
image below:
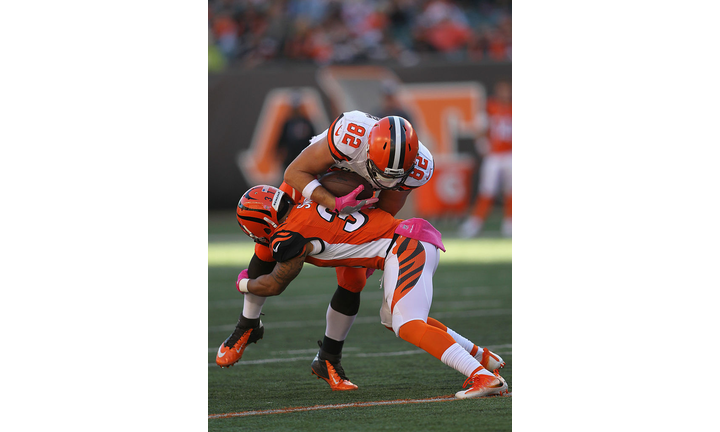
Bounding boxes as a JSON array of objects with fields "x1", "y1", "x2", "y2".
[
  {"x1": 283, "y1": 159, "x2": 305, "y2": 190},
  {"x1": 282, "y1": 163, "x2": 295, "y2": 185}
]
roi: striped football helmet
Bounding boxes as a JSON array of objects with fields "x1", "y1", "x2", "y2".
[
  {"x1": 236, "y1": 185, "x2": 294, "y2": 245},
  {"x1": 365, "y1": 116, "x2": 419, "y2": 190}
]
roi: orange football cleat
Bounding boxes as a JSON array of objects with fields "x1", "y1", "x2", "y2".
[
  {"x1": 455, "y1": 368, "x2": 508, "y2": 399},
  {"x1": 477, "y1": 347, "x2": 506, "y2": 373},
  {"x1": 310, "y1": 351, "x2": 358, "y2": 391},
  {"x1": 216, "y1": 320, "x2": 264, "y2": 368}
]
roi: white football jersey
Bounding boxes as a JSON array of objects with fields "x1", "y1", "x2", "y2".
[{"x1": 317, "y1": 110, "x2": 434, "y2": 191}]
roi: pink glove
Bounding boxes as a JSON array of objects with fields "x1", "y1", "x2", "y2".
[
  {"x1": 236, "y1": 269, "x2": 250, "y2": 293},
  {"x1": 334, "y1": 185, "x2": 379, "y2": 215},
  {"x1": 365, "y1": 268, "x2": 375, "y2": 278}
]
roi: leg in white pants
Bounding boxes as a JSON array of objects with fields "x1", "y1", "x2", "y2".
[{"x1": 382, "y1": 239, "x2": 440, "y2": 335}]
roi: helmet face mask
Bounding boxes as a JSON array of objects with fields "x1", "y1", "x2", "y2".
[
  {"x1": 236, "y1": 185, "x2": 293, "y2": 245},
  {"x1": 366, "y1": 158, "x2": 413, "y2": 190},
  {"x1": 366, "y1": 116, "x2": 418, "y2": 190}
]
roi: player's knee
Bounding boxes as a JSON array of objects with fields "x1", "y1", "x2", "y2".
[
  {"x1": 330, "y1": 286, "x2": 361, "y2": 316},
  {"x1": 397, "y1": 320, "x2": 427, "y2": 347},
  {"x1": 426, "y1": 317, "x2": 447, "y2": 332},
  {"x1": 335, "y1": 266, "x2": 367, "y2": 293}
]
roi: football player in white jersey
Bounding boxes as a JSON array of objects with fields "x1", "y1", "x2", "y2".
[
  {"x1": 290, "y1": 110, "x2": 434, "y2": 213},
  {"x1": 283, "y1": 111, "x2": 434, "y2": 390},
  {"x1": 217, "y1": 111, "x2": 435, "y2": 390}
]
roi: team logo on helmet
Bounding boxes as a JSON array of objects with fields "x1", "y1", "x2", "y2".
[
  {"x1": 236, "y1": 185, "x2": 293, "y2": 245},
  {"x1": 366, "y1": 116, "x2": 419, "y2": 189}
]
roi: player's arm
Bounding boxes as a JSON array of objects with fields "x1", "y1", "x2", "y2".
[
  {"x1": 283, "y1": 140, "x2": 338, "y2": 210},
  {"x1": 248, "y1": 249, "x2": 277, "y2": 278},
  {"x1": 375, "y1": 189, "x2": 412, "y2": 217},
  {"x1": 244, "y1": 243, "x2": 314, "y2": 296}
]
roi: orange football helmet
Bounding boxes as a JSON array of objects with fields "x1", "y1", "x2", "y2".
[
  {"x1": 366, "y1": 116, "x2": 419, "y2": 189},
  {"x1": 236, "y1": 185, "x2": 294, "y2": 245}
]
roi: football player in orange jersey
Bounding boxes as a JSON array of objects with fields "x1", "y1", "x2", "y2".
[
  {"x1": 460, "y1": 80, "x2": 512, "y2": 237},
  {"x1": 222, "y1": 112, "x2": 436, "y2": 390},
  {"x1": 217, "y1": 185, "x2": 508, "y2": 398}
]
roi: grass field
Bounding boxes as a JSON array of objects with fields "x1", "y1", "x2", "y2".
[{"x1": 208, "y1": 210, "x2": 512, "y2": 431}]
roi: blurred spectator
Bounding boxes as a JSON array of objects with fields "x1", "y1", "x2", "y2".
[
  {"x1": 208, "y1": 0, "x2": 511, "y2": 68},
  {"x1": 459, "y1": 80, "x2": 512, "y2": 238},
  {"x1": 208, "y1": 30, "x2": 227, "y2": 72},
  {"x1": 414, "y1": 0, "x2": 471, "y2": 55},
  {"x1": 277, "y1": 93, "x2": 317, "y2": 170},
  {"x1": 212, "y1": 12, "x2": 239, "y2": 59},
  {"x1": 387, "y1": 0, "x2": 416, "y2": 49},
  {"x1": 375, "y1": 80, "x2": 413, "y2": 123}
]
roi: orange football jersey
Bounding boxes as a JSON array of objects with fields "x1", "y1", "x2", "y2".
[
  {"x1": 486, "y1": 99, "x2": 512, "y2": 154},
  {"x1": 268, "y1": 200, "x2": 402, "y2": 270}
]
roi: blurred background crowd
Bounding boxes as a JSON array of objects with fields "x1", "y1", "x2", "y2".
[
  {"x1": 209, "y1": 0, "x2": 511, "y2": 236},
  {"x1": 209, "y1": 0, "x2": 511, "y2": 71}
]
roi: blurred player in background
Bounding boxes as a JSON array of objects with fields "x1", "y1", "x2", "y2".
[
  {"x1": 220, "y1": 111, "x2": 435, "y2": 390},
  {"x1": 459, "y1": 80, "x2": 512, "y2": 237},
  {"x1": 276, "y1": 92, "x2": 316, "y2": 171},
  {"x1": 375, "y1": 80, "x2": 413, "y2": 124},
  {"x1": 225, "y1": 185, "x2": 508, "y2": 398}
]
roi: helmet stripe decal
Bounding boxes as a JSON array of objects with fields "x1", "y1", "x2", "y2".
[
  {"x1": 387, "y1": 116, "x2": 396, "y2": 171},
  {"x1": 391, "y1": 116, "x2": 404, "y2": 171},
  {"x1": 237, "y1": 215, "x2": 270, "y2": 227},
  {"x1": 398, "y1": 118, "x2": 406, "y2": 170},
  {"x1": 238, "y1": 204, "x2": 272, "y2": 217}
]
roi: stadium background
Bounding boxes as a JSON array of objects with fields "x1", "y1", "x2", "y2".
[
  {"x1": 208, "y1": 0, "x2": 512, "y2": 428},
  {"x1": 209, "y1": 0, "x2": 511, "y2": 222}
]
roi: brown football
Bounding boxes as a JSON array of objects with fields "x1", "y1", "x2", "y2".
[{"x1": 319, "y1": 170, "x2": 374, "y2": 200}]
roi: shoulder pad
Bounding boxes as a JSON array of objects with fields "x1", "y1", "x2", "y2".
[
  {"x1": 270, "y1": 230, "x2": 308, "y2": 262},
  {"x1": 254, "y1": 242, "x2": 275, "y2": 262},
  {"x1": 327, "y1": 112, "x2": 376, "y2": 163},
  {"x1": 399, "y1": 142, "x2": 434, "y2": 189}
]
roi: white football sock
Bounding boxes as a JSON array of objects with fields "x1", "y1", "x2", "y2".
[
  {"x1": 440, "y1": 343, "x2": 490, "y2": 377},
  {"x1": 445, "y1": 327, "x2": 477, "y2": 354},
  {"x1": 325, "y1": 305, "x2": 356, "y2": 341},
  {"x1": 242, "y1": 293, "x2": 266, "y2": 319}
]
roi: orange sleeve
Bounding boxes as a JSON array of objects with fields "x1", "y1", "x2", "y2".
[
  {"x1": 254, "y1": 243, "x2": 275, "y2": 262},
  {"x1": 279, "y1": 181, "x2": 303, "y2": 205}
]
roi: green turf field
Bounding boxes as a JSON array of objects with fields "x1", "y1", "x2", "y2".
[{"x1": 208, "y1": 210, "x2": 512, "y2": 431}]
